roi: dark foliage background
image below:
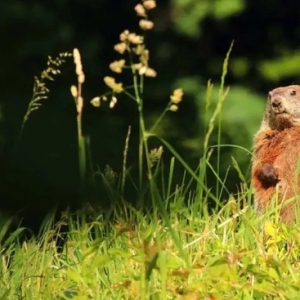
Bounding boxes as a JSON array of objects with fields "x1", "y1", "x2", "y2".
[{"x1": 1, "y1": 0, "x2": 300, "y2": 226}]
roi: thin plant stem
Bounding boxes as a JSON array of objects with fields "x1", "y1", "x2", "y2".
[
  {"x1": 72, "y1": 48, "x2": 87, "y2": 192},
  {"x1": 77, "y1": 109, "x2": 86, "y2": 184},
  {"x1": 216, "y1": 41, "x2": 234, "y2": 198},
  {"x1": 149, "y1": 106, "x2": 169, "y2": 133},
  {"x1": 121, "y1": 126, "x2": 132, "y2": 195},
  {"x1": 128, "y1": 48, "x2": 144, "y2": 192}
]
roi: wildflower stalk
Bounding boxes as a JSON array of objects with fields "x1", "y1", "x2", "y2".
[
  {"x1": 94, "y1": 0, "x2": 192, "y2": 281},
  {"x1": 129, "y1": 49, "x2": 145, "y2": 190},
  {"x1": 129, "y1": 2, "x2": 192, "y2": 272},
  {"x1": 101, "y1": 1, "x2": 183, "y2": 198},
  {"x1": 71, "y1": 48, "x2": 87, "y2": 189},
  {"x1": 77, "y1": 107, "x2": 86, "y2": 184}
]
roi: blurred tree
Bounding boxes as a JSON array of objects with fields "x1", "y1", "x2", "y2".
[
  {"x1": 171, "y1": 0, "x2": 245, "y2": 37},
  {"x1": 1, "y1": 0, "x2": 300, "y2": 218}
]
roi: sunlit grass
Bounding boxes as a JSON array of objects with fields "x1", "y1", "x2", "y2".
[{"x1": 2, "y1": 197, "x2": 300, "y2": 299}]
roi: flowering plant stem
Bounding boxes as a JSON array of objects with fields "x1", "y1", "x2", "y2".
[
  {"x1": 71, "y1": 48, "x2": 88, "y2": 195},
  {"x1": 77, "y1": 109, "x2": 86, "y2": 187}
]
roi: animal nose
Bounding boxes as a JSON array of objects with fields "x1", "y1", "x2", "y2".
[{"x1": 272, "y1": 98, "x2": 281, "y2": 108}]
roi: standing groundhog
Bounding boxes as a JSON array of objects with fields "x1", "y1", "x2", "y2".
[{"x1": 252, "y1": 85, "x2": 300, "y2": 223}]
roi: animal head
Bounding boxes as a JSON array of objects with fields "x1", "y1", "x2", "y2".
[{"x1": 262, "y1": 85, "x2": 300, "y2": 130}]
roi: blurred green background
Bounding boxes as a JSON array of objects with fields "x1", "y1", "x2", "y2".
[{"x1": 1, "y1": 0, "x2": 300, "y2": 223}]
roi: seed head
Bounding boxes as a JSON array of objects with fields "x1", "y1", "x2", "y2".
[
  {"x1": 149, "y1": 146, "x2": 163, "y2": 167},
  {"x1": 114, "y1": 42, "x2": 127, "y2": 54},
  {"x1": 170, "y1": 88, "x2": 184, "y2": 104},
  {"x1": 75, "y1": 65, "x2": 83, "y2": 76},
  {"x1": 169, "y1": 104, "x2": 178, "y2": 112},
  {"x1": 104, "y1": 76, "x2": 123, "y2": 93},
  {"x1": 134, "y1": 63, "x2": 143, "y2": 70},
  {"x1": 128, "y1": 33, "x2": 144, "y2": 44},
  {"x1": 90, "y1": 97, "x2": 101, "y2": 107},
  {"x1": 109, "y1": 59, "x2": 126, "y2": 73},
  {"x1": 70, "y1": 85, "x2": 78, "y2": 97},
  {"x1": 133, "y1": 44, "x2": 145, "y2": 55},
  {"x1": 120, "y1": 30, "x2": 130, "y2": 42},
  {"x1": 109, "y1": 96, "x2": 118, "y2": 109},
  {"x1": 78, "y1": 74, "x2": 85, "y2": 84},
  {"x1": 73, "y1": 48, "x2": 84, "y2": 76},
  {"x1": 140, "y1": 49, "x2": 150, "y2": 65},
  {"x1": 145, "y1": 67, "x2": 157, "y2": 77},
  {"x1": 73, "y1": 48, "x2": 85, "y2": 85},
  {"x1": 73, "y1": 48, "x2": 81, "y2": 64},
  {"x1": 134, "y1": 3, "x2": 146, "y2": 17},
  {"x1": 143, "y1": 0, "x2": 156, "y2": 10},
  {"x1": 138, "y1": 65, "x2": 147, "y2": 75},
  {"x1": 139, "y1": 19, "x2": 154, "y2": 30},
  {"x1": 77, "y1": 96, "x2": 83, "y2": 113}
]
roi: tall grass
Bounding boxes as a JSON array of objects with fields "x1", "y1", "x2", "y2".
[
  {"x1": 18, "y1": 52, "x2": 72, "y2": 143},
  {"x1": 2, "y1": 1, "x2": 300, "y2": 299},
  {"x1": 70, "y1": 49, "x2": 88, "y2": 194},
  {"x1": 2, "y1": 198, "x2": 300, "y2": 299}
]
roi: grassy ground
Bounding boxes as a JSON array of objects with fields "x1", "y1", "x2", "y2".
[
  {"x1": 2, "y1": 198, "x2": 300, "y2": 299},
  {"x1": 3, "y1": 2, "x2": 300, "y2": 299}
]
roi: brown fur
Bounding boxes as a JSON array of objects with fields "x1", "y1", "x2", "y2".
[{"x1": 252, "y1": 85, "x2": 300, "y2": 223}]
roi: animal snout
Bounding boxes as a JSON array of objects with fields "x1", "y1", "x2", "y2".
[{"x1": 271, "y1": 98, "x2": 282, "y2": 108}]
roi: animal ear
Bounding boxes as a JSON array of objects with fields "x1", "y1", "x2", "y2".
[{"x1": 267, "y1": 92, "x2": 272, "y2": 100}]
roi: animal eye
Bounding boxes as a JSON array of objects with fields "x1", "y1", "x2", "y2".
[{"x1": 290, "y1": 90, "x2": 296, "y2": 96}]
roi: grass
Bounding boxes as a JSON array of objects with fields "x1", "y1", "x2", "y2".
[
  {"x1": 2, "y1": 1, "x2": 300, "y2": 299},
  {"x1": 2, "y1": 200, "x2": 300, "y2": 299}
]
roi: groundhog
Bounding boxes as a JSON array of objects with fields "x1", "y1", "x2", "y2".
[{"x1": 252, "y1": 85, "x2": 300, "y2": 223}]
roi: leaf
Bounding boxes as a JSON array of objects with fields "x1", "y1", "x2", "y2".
[
  {"x1": 108, "y1": 248, "x2": 133, "y2": 258},
  {"x1": 264, "y1": 221, "x2": 277, "y2": 238},
  {"x1": 66, "y1": 270, "x2": 81, "y2": 284},
  {"x1": 94, "y1": 254, "x2": 111, "y2": 267}
]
